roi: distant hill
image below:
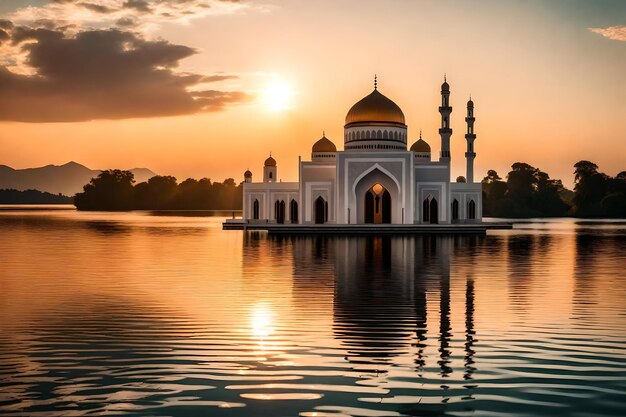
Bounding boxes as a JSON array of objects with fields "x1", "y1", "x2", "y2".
[{"x1": 0, "y1": 162, "x2": 156, "y2": 196}]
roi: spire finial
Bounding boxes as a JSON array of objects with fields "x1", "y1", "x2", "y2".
[
  {"x1": 323, "y1": 130, "x2": 325, "y2": 137},
  {"x1": 420, "y1": 129, "x2": 422, "y2": 139},
  {"x1": 374, "y1": 74, "x2": 377, "y2": 90},
  {"x1": 444, "y1": 73, "x2": 447, "y2": 82},
  {"x1": 269, "y1": 151, "x2": 272, "y2": 157}
]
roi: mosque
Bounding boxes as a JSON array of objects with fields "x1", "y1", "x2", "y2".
[{"x1": 241, "y1": 77, "x2": 482, "y2": 226}]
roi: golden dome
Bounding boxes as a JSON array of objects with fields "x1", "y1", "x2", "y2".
[
  {"x1": 410, "y1": 138, "x2": 431, "y2": 153},
  {"x1": 312, "y1": 135, "x2": 336, "y2": 153},
  {"x1": 264, "y1": 155, "x2": 276, "y2": 167},
  {"x1": 345, "y1": 89, "x2": 405, "y2": 127}
]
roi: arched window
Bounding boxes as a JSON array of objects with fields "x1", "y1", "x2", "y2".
[
  {"x1": 468, "y1": 200, "x2": 476, "y2": 220},
  {"x1": 377, "y1": 129, "x2": 382, "y2": 138},
  {"x1": 429, "y1": 198, "x2": 439, "y2": 224},
  {"x1": 290, "y1": 199, "x2": 298, "y2": 224},
  {"x1": 366, "y1": 130, "x2": 371, "y2": 139},
  {"x1": 253, "y1": 199, "x2": 259, "y2": 220},
  {"x1": 275, "y1": 200, "x2": 285, "y2": 224},
  {"x1": 393, "y1": 131, "x2": 398, "y2": 140},
  {"x1": 269, "y1": 172, "x2": 273, "y2": 180},
  {"x1": 452, "y1": 199, "x2": 459, "y2": 221},
  {"x1": 383, "y1": 130, "x2": 388, "y2": 139},
  {"x1": 422, "y1": 198, "x2": 430, "y2": 223}
]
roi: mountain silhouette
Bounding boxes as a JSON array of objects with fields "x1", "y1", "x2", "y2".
[{"x1": 0, "y1": 162, "x2": 156, "y2": 196}]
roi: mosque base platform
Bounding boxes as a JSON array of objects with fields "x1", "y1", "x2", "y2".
[{"x1": 222, "y1": 221, "x2": 512, "y2": 235}]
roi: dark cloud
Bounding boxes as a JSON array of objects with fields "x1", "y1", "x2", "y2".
[
  {"x1": 79, "y1": 3, "x2": 117, "y2": 14},
  {"x1": 115, "y1": 17, "x2": 136, "y2": 27},
  {"x1": 123, "y1": 0, "x2": 152, "y2": 13},
  {"x1": 0, "y1": 27, "x2": 249, "y2": 122},
  {"x1": 0, "y1": 20, "x2": 13, "y2": 30}
]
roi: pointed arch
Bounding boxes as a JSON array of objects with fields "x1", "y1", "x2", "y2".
[
  {"x1": 314, "y1": 196, "x2": 326, "y2": 224},
  {"x1": 351, "y1": 163, "x2": 402, "y2": 199},
  {"x1": 429, "y1": 198, "x2": 438, "y2": 224},
  {"x1": 290, "y1": 199, "x2": 298, "y2": 224},
  {"x1": 452, "y1": 199, "x2": 459, "y2": 221},
  {"x1": 253, "y1": 199, "x2": 259, "y2": 220},
  {"x1": 468, "y1": 199, "x2": 476, "y2": 220},
  {"x1": 275, "y1": 200, "x2": 285, "y2": 224}
]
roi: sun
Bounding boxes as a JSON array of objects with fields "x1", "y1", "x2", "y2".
[{"x1": 262, "y1": 80, "x2": 294, "y2": 111}]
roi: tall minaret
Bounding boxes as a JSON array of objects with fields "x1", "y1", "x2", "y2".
[
  {"x1": 439, "y1": 76, "x2": 452, "y2": 162},
  {"x1": 465, "y1": 97, "x2": 476, "y2": 182}
]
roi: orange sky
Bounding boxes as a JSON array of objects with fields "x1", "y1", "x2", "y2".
[{"x1": 0, "y1": 0, "x2": 624, "y2": 188}]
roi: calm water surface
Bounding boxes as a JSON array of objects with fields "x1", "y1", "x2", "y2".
[{"x1": 1, "y1": 208, "x2": 625, "y2": 417}]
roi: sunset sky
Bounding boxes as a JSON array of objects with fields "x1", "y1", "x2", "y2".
[{"x1": 0, "y1": 0, "x2": 624, "y2": 188}]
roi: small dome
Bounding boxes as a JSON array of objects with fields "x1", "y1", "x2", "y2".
[
  {"x1": 410, "y1": 138, "x2": 431, "y2": 153},
  {"x1": 264, "y1": 155, "x2": 276, "y2": 167},
  {"x1": 441, "y1": 81, "x2": 449, "y2": 91},
  {"x1": 244, "y1": 169, "x2": 252, "y2": 178},
  {"x1": 312, "y1": 135, "x2": 336, "y2": 153},
  {"x1": 345, "y1": 89, "x2": 405, "y2": 126},
  {"x1": 467, "y1": 99, "x2": 474, "y2": 107}
]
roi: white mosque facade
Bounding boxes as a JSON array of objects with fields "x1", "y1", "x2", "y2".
[{"x1": 242, "y1": 78, "x2": 482, "y2": 226}]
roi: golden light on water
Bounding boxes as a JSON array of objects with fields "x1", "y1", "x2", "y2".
[{"x1": 250, "y1": 302, "x2": 274, "y2": 339}]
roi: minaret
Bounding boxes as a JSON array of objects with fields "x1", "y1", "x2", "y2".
[
  {"x1": 243, "y1": 169, "x2": 252, "y2": 183},
  {"x1": 263, "y1": 153, "x2": 277, "y2": 183},
  {"x1": 465, "y1": 97, "x2": 476, "y2": 183},
  {"x1": 439, "y1": 76, "x2": 452, "y2": 162}
]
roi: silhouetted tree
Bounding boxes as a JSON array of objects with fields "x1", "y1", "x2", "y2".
[
  {"x1": 481, "y1": 170, "x2": 507, "y2": 216},
  {"x1": 482, "y1": 164, "x2": 569, "y2": 217},
  {"x1": 74, "y1": 169, "x2": 135, "y2": 210},
  {"x1": 573, "y1": 161, "x2": 608, "y2": 217},
  {"x1": 134, "y1": 175, "x2": 179, "y2": 209}
]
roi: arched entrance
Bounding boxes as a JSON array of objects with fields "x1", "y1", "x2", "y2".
[
  {"x1": 290, "y1": 199, "x2": 298, "y2": 224},
  {"x1": 275, "y1": 200, "x2": 285, "y2": 224},
  {"x1": 314, "y1": 196, "x2": 327, "y2": 224},
  {"x1": 422, "y1": 197, "x2": 438, "y2": 224},
  {"x1": 364, "y1": 183, "x2": 391, "y2": 224}
]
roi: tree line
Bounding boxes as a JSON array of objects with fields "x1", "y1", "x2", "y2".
[
  {"x1": 74, "y1": 170, "x2": 242, "y2": 211},
  {"x1": 482, "y1": 161, "x2": 626, "y2": 218},
  {"x1": 0, "y1": 189, "x2": 73, "y2": 204}
]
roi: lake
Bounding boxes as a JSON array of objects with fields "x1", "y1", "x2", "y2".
[{"x1": 1, "y1": 207, "x2": 625, "y2": 417}]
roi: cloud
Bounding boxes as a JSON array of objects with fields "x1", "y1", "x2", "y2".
[
  {"x1": 0, "y1": 26, "x2": 250, "y2": 122},
  {"x1": 589, "y1": 26, "x2": 626, "y2": 42},
  {"x1": 8, "y1": 0, "x2": 254, "y2": 34}
]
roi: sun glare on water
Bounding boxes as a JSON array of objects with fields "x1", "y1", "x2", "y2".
[{"x1": 262, "y1": 80, "x2": 295, "y2": 111}]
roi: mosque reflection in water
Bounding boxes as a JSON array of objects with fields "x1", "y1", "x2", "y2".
[{"x1": 245, "y1": 233, "x2": 478, "y2": 381}]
